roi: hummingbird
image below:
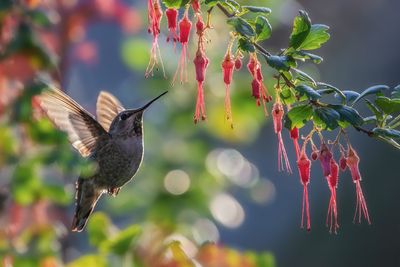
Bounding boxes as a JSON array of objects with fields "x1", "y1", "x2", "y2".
[{"x1": 39, "y1": 85, "x2": 167, "y2": 232}]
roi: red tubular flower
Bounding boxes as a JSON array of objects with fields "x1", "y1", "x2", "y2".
[
  {"x1": 272, "y1": 102, "x2": 292, "y2": 173},
  {"x1": 166, "y1": 8, "x2": 179, "y2": 47},
  {"x1": 339, "y1": 152, "x2": 347, "y2": 171},
  {"x1": 192, "y1": 0, "x2": 201, "y2": 13},
  {"x1": 326, "y1": 158, "x2": 339, "y2": 234},
  {"x1": 346, "y1": 146, "x2": 371, "y2": 224},
  {"x1": 221, "y1": 48, "x2": 235, "y2": 128},
  {"x1": 193, "y1": 49, "x2": 209, "y2": 123},
  {"x1": 172, "y1": 7, "x2": 192, "y2": 85},
  {"x1": 145, "y1": 0, "x2": 165, "y2": 78},
  {"x1": 290, "y1": 127, "x2": 300, "y2": 159},
  {"x1": 319, "y1": 143, "x2": 333, "y2": 177},
  {"x1": 234, "y1": 55, "x2": 242, "y2": 70},
  {"x1": 296, "y1": 147, "x2": 311, "y2": 231},
  {"x1": 246, "y1": 54, "x2": 271, "y2": 116}
]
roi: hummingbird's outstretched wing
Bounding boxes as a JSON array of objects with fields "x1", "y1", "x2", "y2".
[
  {"x1": 96, "y1": 91, "x2": 125, "y2": 132},
  {"x1": 39, "y1": 87, "x2": 108, "y2": 157}
]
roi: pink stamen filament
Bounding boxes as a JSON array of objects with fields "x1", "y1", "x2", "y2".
[{"x1": 354, "y1": 180, "x2": 371, "y2": 224}]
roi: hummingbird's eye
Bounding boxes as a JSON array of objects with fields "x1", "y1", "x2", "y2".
[{"x1": 120, "y1": 114, "x2": 128, "y2": 121}]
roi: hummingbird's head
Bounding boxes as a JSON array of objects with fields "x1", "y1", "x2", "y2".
[{"x1": 109, "y1": 91, "x2": 167, "y2": 137}]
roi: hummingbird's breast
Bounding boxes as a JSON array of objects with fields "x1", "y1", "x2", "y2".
[{"x1": 94, "y1": 135, "x2": 144, "y2": 188}]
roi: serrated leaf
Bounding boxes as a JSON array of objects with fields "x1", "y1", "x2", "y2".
[
  {"x1": 255, "y1": 16, "x2": 272, "y2": 41},
  {"x1": 375, "y1": 96, "x2": 400, "y2": 114},
  {"x1": 352, "y1": 85, "x2": 390, "y2": 105},
  {"x1": 295, "y1": 84, "x2": 321, "y2": 100},
  {"x1": 242, "y1": 6, "x2": 271, "y2": 14},
  {"x1": 298, "y1": 24, "x2": 330, "y2": 50},
  {"x1": 227, "y1": 17, "x2": 255, "y2": 37},
  {"x1": 238, "y1": 38, "x2": 255, "y2": 52},
  {"x1": 265, "y1": 55, "x2": 291, "y2": 71},
  {"x1": 372, "y1": 128, "x2": 400, "y2": 139},
  {"x1": 286, "y1": 104, "x2": 313, "y2": 129},
  {"x1": 292, "y1": 68, "x2": 316, "y2": 86},
  {"x1": 163, "y1": 0, "x2": 190, "y2": 8},
  {"x1": 289, "y1": 10, "x2": 311, "y2": 49},
  {"x1": 313, "y1": 107, "x2": 340, "y2": 130},
  {"x1": 330, "y1": 105, "x2": 364, "y2": 127}
]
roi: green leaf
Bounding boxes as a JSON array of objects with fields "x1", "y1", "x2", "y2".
[
  {"x1": 225, "y1": 0, "x2": 240, "y2": 9},
  {"x1": 238, "y1": 38, "x2": 255, "y2": 52},
  {"x1": 292, "y1": 68, "x2": 316, "y2": 86},
  {"x1": 391, "y1": 85, "x2": 400, "y2": 99},
  {"x1": 41, "y1": 184, "x2": 72, "y2": 205},
  {"x1": 372, "y1": 128, "x2": 400, "y2": 139},
  {"x1": 295, "y1": 84, "x2": 321, "y2": 100},
  {"x1": 66, "y1": 255, "x2": 107, "y2": 267},
  {"x1": 330, "y1": 105, "x2": 364, "y2": 127},
  {"x1": 365, "y1": 99, "x2": 383, "y2": 121},
  {"x1": 87, "y1": 212, "x2": 111, "y2": 248},
  {"x1": 280, "y1": 87, "x2": 296, "y2": 105},
  {"x1": 289, "y1": 10, "x2": 311, "y2": 49},
  {"x1": 265, "y1": 55, "x2": 291, "y2": 71},
  {"x1": 314, "y1": 82, "x2": 346, "y2": 104},
  {"x1": 313, "y1": 107, "x2": 340, "y2": 130},
  {"x1": 286, "y1": 104, "x2": 313, "y2": 129},
  {"x1": 255, "y1": 16, "x2": 272, "y2": 41},
  {"x1": 376, "y1": 136, "x2": 400, "y2": 149},
  {"x1": 298, "y1": 24, "x2": 330, "y2": 50},
  {"x1": 242, "y1": 6, "x2": 272, "y2": 14},
  {"x1": 162, "y1": 0, "x2": 190, "y2": 8},
  {"x1": 363, "y1": 116, "x2": 377, "y2": 125},
  {"x1": 101, "y1": 225, "x2": 141, "y2": 255},
  {"x1": 352, "y1": 85, "x2": 390, "y2": 105},
  {"x1": 293, "y1": 51, "x2": 323, "y2": 64},
  {"x1": 28, "y1": 10, "x2": 52, "y2": 27},
  {"x1": 227, "y1": 17, "x2": 255, "y2": 37},
  {"x1": 375, "y1": 96, "x2": 400, "y2": 114}
]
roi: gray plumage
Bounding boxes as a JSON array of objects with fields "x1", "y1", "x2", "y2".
[{"x1": 39, "y1": 86, "x2": 167, "y2": 232}]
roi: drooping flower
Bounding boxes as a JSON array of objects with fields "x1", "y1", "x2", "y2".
[
  {"x1": 272, "y1": 102, "x2": 292, "y2": 173},
  {"x1": 326, "y1": 158, "x2": 339, "y2": 233},
  {"x1": 172, "y1": 7, "x2": 192, "y2": 85},
  {"x1": 247, "y1": 53, "x2": 271, "y2": 116},
  {"x1": 193, "y1": 48, "x2": 209, "y2": 123},
  {"x1": 221, "y1": 45, "x2": 235, "y2": 128},
  {"x1": 191, "y1": 0, "x2": 201, "y2": 13},
  {"x1": 319, "y1": 143, "x2": 333, "y2": 177},
  {"x1": 290, "y1": 127, "x2": 300, "y2": 159},
  {"x1": 339, "y1": 149, "x2": 347, "y2": 171},
  {"x1": 165, "y1": 8, "x2": 179, "y2": 48},
  {"x1": 346, "y1": 146, "x2": 371, "y2": 224},
  {"x1": 297, "y1": 146, "x2": 311, "y2": 231},
  {"x1": 234, "y1": 52, "x2": 243, "y2": 70},
  {"x1": 145, "y1": 0, "x2": 165, "y2": 78}
]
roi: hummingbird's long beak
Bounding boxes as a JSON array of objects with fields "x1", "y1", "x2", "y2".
[{"x1": 137, "y1": 91, "x2": 168, "y2": 112}]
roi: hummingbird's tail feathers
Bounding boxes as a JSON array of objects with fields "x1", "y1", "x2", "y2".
[{"x1": 71, "y1": 177, "x2": 103, "y2": 232}]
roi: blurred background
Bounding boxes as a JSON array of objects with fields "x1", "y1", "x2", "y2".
[{"x1": 0, "y1": 0, "x2": 400, "y2": 266}]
